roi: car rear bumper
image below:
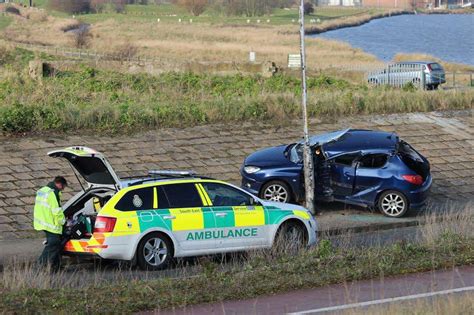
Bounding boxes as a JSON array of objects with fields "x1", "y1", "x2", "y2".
[{"x1": 407, "y1": 174, "x2": 432, "y2": 209}]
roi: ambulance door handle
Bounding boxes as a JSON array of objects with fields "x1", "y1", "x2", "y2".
[
  {"x1": 163, "y1": 215, "x2": 176, "y2": 220},
  {"x1": 215, "y1": 212, "x2": 227, "y2": 217}
]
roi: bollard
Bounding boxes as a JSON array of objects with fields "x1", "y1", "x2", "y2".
[
  {"x1": 178, "y1": 18, "x2": 181, "y2": 23},
  {"x1": 157, "y1": 18, "x2": 160, "y2": 22}
]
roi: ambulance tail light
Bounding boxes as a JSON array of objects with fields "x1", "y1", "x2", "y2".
[{"x1": 94, "y1": 216, "x2": 116, "y2": 233}]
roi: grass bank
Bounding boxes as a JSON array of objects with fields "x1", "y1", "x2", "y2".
[
  {"x1": 306, "y1": 9, "x2": 409, "y2": 35},
  {"x1": 1, "y1": 206, "x2": 473, "y2": 313},
  {"x1": 1, "y1": 4, "x2": 383, "y2": 69},
  {"x1": 1, "y1": 63, "x2": 472, "y2": 135}
]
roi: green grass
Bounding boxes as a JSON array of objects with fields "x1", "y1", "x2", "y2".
[
  {"x1": 0, "y1": 14, "x2": 12, "y2": 31},
  {"x1": 12, "y1": 2, "x2": 384, "y2": 25},
  {"x1": 1, "y1": 233, "x2": 473, "y2": 313},
  {"x1": 0, "y1": 57, "x2": 472, "y2": 135}
]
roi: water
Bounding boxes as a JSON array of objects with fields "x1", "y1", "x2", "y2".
[{"x1": 312, "y1": 14, "x2": 474, "y2": 66}]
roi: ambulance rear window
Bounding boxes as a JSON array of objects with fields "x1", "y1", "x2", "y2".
[{"x1": 115, "y1": 188, "x2": 153, "y2": 211}]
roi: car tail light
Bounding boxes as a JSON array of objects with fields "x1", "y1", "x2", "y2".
[
  {"x1": 94, "y1": 216, "x2": 116, "y2": 233},
  {"x1": 427, "y1": 64, "x2": 432, "y2": 71},
  {"x1": 402, "y1": 175, "x2": 423, "y2": 185}
]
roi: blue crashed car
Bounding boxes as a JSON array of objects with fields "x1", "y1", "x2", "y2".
[{"x1": 241, "y1": 129, "x2": 432, "y2": 217}]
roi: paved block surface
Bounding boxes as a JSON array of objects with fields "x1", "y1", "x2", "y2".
[{"x1": 0, "y1": 110, "x2": 472, "y2": 239}]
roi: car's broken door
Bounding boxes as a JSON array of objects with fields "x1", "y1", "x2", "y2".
[{"x1": 329, "y1": 152, "x2": 359, "y2": 199}]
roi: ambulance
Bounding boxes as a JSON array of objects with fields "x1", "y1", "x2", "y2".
[{"x1": 49, "y1": 147, "x2": 317, "y2": 270}]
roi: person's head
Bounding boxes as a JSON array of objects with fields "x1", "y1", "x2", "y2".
[
  {"x1": 315, "y1": 147, "x2": 321, "y2": 155},
  {"x1": 53, "y1": 176, "x2": 68, "y2": 191}
]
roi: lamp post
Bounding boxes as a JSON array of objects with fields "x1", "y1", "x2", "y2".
[{"x1": 299, "y1": 0, "x2": 315, "y2": 215}]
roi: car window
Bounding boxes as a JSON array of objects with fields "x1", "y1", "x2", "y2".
[
  {"x1": 358, "y1": 154, "x2": 388, "y2": 168},
  {"x1": 160, "y1": 183, "x2": 203, "y2": 208},
  {"x1": 115, "y1": 187, "x2": 153, "y2": 211},
  {"x1": 429, "y1": 63, "x2": 442, "y2": 70},
  {"x1": 201, "y1": 182, "x2": 254, "y2": 207},
  {"x1": 333, "y1": 153, "x2": 358, "y2": 166},
  {"x1": 155, "y1": 186, "x2": 170, "y2": 209}
]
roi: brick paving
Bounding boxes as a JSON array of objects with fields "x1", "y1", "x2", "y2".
[{"x1": 0, "y1": 110, "x2": 472, "y2": 239}]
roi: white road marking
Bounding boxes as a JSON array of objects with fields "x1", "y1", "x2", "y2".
[{"x1": 287, "y1": 286, "x2": 474, "y2": 315}]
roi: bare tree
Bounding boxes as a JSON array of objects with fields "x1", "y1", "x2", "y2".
[
  {"x1": 49, "y1": 0, "x2": 92, "y2": 14},
  {"x1": 174, "y1": 0, "x2": 209, "y2": 16},
  {"x1": 73, "y1": 27, "x2": 91, "y2": 48}
]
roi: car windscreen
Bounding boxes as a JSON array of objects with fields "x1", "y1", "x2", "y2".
[{"x1": 290, "y1": 143, "x2": 303, "y2": 163}]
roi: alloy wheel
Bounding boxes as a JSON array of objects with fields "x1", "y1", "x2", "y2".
[
  {"x1": 263, "y1": 184, "x2": 289, "y2": 203},
  {"x1": 381, "y1": 193, "x2": 406, "y2": 216},
  {"x1": 143, "y1": 237, "x2": 168, "y2": 266}
]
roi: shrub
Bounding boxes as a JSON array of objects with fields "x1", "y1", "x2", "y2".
[
  {"x1": 5, "y1": 6, "x2": 21, "y2": 16},
  {"x1": 113, "y1": 43, "x2": 138, "y2": 61},
  {"x1": 303, "y1": 2, "x2": 314, "y2": 15},
  {"x1": 72, "y1": 27, "x2": 92, "y2": 48},
  {"x1": 49, "y1": 0, "x2": 91, "y2": 14},
  {"x1": 0, "y1": 103, "x2": 36, "y2": 133},
  {"x1": 91, "y1": 0, "x2": 126, "y2": 13},
  {"x1": 174, "y1": 0, "x2": 209, "y2": 16}
]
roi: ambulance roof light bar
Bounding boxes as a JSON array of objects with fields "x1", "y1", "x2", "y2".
[{"x1": 148, "y1": 170, "x2": 197, "y2": 178}]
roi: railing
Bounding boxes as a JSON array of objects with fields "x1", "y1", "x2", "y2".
[{"x1": 367, "y1": 63, "x2": 426, "y2": 89}]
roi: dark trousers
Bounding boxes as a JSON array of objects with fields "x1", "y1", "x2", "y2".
[{"x1": 38, "y1": 231, "x2": 63, "y2": 272}]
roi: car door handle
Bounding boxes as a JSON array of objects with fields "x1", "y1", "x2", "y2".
[
  {"x1": 163, "y1": 215, "x2": 176, "y2": 220},
  {"x1": 215, "y1": 212, "x2": 227, "y2": 217}
]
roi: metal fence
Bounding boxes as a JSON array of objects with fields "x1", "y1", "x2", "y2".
[
  {"x1": 367, "y1": 63, "x2": 427, "y2": 89},
  {"x1": 367, "y1": 63, "x2": 474, "y2": 90}
]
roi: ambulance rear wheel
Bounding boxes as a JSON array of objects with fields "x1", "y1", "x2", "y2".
[{"x1": 137, "y1": 233, "x2": 173, "y2": 271}]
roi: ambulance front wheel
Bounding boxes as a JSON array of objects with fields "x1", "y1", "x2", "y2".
[{"x1": 137, "y1": 233, "x2": 173, "y2": 270}]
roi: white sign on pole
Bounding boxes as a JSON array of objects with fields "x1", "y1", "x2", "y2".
[
  {"x1": 288, "y1": 54, "x2": 301, "y2": 68},
  {"x1": 249, "y1": 51, "x2": 256, "y2": 63}
]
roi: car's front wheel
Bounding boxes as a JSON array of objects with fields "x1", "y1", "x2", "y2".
[
  {"x1": 137, "y1": 233, "x2": 173, "y2": 270},
  {"x1": 273, "y1": 220, "x2": 307, "y2": 253},
  {"x1": 377, "y1": 190, "x2": 408, "y2": 218},
  {"x1": 261, "y1": 181, "x2": 292, "y2": 203}
]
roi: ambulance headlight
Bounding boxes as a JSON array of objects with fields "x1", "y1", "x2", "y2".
[{"x1": 244, "y1": 166, "x2": 261, "y2": 174}]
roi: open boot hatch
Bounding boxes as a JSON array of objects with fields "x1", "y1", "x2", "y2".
[
  {"x1": 48, "y1": 146, "x2": 121, "y2": 190},
  {"x1": 47, "y1": 147, "x2": 120, "y2": 241}
]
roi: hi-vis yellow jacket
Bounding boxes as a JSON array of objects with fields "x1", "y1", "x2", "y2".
[{"x1": 33, "y1": 186, "x2": 65, "y2": 234}]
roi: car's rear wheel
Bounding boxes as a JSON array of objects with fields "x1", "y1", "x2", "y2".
[
  {"x1": 273, "y1": 220, "x2": 307, "y2": 253},
  {"x1": 137, "y1": 233, "x2": 173, "y2": 270},
  {"x1": 377, "y1": 190, "x2": 408, "y2": 218},
  {"x1": 261, "y1": 181, "x2": 292, "y2": 203}
]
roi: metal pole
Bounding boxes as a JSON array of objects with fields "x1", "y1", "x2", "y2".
[{"x1": 299, "y1": 0, "x2": 315, "y2": 215}]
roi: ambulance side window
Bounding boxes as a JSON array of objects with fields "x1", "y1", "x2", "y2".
[
  {"x1": 115, "y1": 188, "x2": 154, "y2": 211},
  {"x1": 160, "y1": 183, "x2": 203, "y2": 208},
  {"x1": 201, "y1": 182, "x2": 254, "y2": 207},
  {"x1": 155, "y1": 187, "x2": 170, "y2": 210}
]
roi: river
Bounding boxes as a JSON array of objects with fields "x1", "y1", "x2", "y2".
[{"x1": 311, "y1": 14, "x2": 474, "y2": 66}]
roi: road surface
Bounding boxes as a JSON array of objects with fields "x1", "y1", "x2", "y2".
[{"x1": 153, "y1": 266, "x2": 474, "y2": 315}]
